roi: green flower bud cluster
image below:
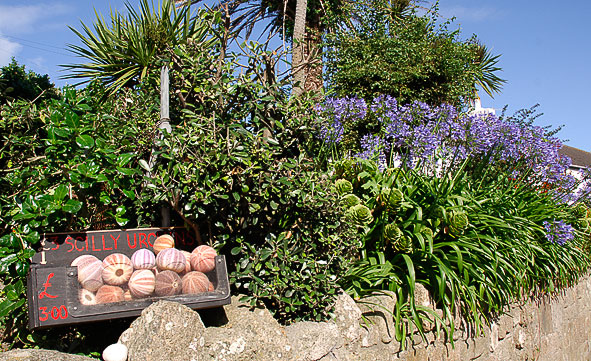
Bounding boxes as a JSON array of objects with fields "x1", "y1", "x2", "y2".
[
  {"x1": 335, "y1": 159, "x2": 358, "y2": 181},
  {"x1": 392, "y1": 235, "x2": 412, "y2": 253},
  {"x1": 335, "y1": 179, "x2": 353, "y2": 196},
  {"x1": 380, "y1": 187, "x2": 403, "y2": 215},
  {"x1": 346, "y1": 204, "x2": 374, "y2": 226},
  {"x1": 341, "y1": 193, "x2": 361, "y2": 208},
  {"x1": 447, "y1": 211, "x2": 469, "y2": 236},
  {"x1": 578, "y1": 218, "x2": 591, "y2": 234},
  {"x1": 383, "y1": 223, "x2": 403, "y2": 243},
  {"x1": 421, "y1": 226, "x2": 434, "y2": 239}
]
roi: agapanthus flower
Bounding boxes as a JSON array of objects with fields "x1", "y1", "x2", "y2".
[{"x1": 543, "y1": 220, "x2": 575, "y2": 245}]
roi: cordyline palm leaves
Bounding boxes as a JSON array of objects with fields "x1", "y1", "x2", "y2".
[
  {"x1": 62, "y1": 0, "x2": 208, "y2": 94},
  {"x1": 472, "y1": 42, "x2": 506, "y2": 98}
]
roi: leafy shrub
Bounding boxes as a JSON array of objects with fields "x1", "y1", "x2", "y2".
[
  {"x1": 0, "y1": 83, "x2": 161, "y2": 345},
  {"x1": 324, "y1": 4, "x2": 504, "y2": 105}
]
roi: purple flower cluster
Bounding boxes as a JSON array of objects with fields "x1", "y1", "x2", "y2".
[
  {"x1": 356, "y1": 134, "x2": 387, "y2": 170},
  {"x1": 543, "y1": 220, "x2": 575, "y2": 245},
  {"x1": 316, "y1": 95, "x2": 577, "y2": 192},
  {"x1": 315, "y1": 97, "x2": 367, "y2": 145}
]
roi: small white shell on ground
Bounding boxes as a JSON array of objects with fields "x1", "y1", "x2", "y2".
[{"x1": 102, "y1": 342, "x2": 128, "y2": 361}]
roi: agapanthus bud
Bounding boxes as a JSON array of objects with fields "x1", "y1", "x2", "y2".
[
  {"x1": 421, "y1": 226, "x2": 434, "y2": 239},
  {"x1": 574, "y1": 203, "x2": 588, "y2": 218},
  {"x1": 334, "y1": 159, "x2": 357, "y2": 181}
]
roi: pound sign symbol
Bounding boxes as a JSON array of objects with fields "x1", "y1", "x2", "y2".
[{"x1": 39, "y1": 272, "x2": 58, "y2": 299}]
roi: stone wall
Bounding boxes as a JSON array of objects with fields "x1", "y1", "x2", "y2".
[
  {"x1": 114, "y1": 274, "x2": 591, "y2": 361},
  {"x1": 3, "y1": 275, "x2": 591, "y2": 361}
]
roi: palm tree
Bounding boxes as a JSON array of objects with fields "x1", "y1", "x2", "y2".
[
  {"x1": 192, "y1": 0, "x2": 350, "y2": 94},
  {"x1": 291, "y1": 0, "x2": 308, "y2": 96},
  {"x1": 62, "y1": 0, "x2": 209, "y2": 94}
]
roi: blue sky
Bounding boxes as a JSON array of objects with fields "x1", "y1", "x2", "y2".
[{"x1": 1, "y1": 0, "x2": 590, "y2": 151}]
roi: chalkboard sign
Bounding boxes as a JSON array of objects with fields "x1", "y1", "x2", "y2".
[{"x1": 27, "y1": 227, "x2": 230, "y2": 330}]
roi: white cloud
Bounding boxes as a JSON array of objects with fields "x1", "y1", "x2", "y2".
[
  {"x1": 439, "y1": 5, "x2": 502, "y2": 23},
  {"x1": 0, "y1": 35, "x2": 22, "y2": 65},
  {"x1": 0, "y1": 3, "x2": 71, "y2": 34}
]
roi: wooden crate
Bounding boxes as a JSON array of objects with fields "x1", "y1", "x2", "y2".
[{"x1": 26, "y1": 227, "x2": 230, "y2": 329}]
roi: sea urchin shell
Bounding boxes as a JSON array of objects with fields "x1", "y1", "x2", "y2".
[
  {"x1": 190, "y1": 245, "x2": 217, "y2": 273},
  {"x1": 102, "y1": 263, "x2": 133, "y2": 286},
  {"x1": 128, "y1": 269, "x2": 155, "y2": 298},
  {"x1": 156, "y1": 248, "x2": 186, "y2": 273},
  {"x1": 153, "y1": 234, "x2": 175, "y2": 254},
  {"x1": 181, "y1": 271, "x2": 210, "y2": 294},
  {"x1": 78, "y1": 289, "x2": 97, "y2": 306},
  {"x1": 131, "y1": 249, "x2": 156, "y2": 270},
  {"x1": 95, "y1": 285, "x2": 125, "y2": 304},
  {"x1": 154, "y1": 270, "x2": 182, "y2": 297},
  {"x1": 75, "y1": 258, "x2": 104, "y2": 292}
]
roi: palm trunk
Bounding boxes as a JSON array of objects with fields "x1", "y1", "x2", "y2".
[{"x1": 291, "y1": 0, "x2": 308, "y2": 96}]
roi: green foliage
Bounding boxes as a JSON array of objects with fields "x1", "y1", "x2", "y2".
[
  {"x1": 339, "y1": 159, "x2": 590, "y2": 348},
  {"x1": 324, "y1": 4, "x2": 504, "y2": 105},
  {"x1": 0, "y1": 58, "x2": 58, "y2": 104},
  {"x1": 151, "y1": 41, "x2": 358, "y2": 319}
]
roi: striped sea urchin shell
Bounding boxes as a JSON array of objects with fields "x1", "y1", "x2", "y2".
[
  {"x1": 153, "y1": 234, "x2": 174, "y2": 254},
  {"x1": 154, "y1": 270, "x2": 182, "y2": 297},
  {"x1": 71, "y1": 254, "x2": 100, "y2": 267},
  {"x1": 102, "y1": 253, "x2": 132, "y2": 268},
  {"x1": 78, "y1": 289, "x2": 97, "y2": 305},
  {"x1": 180, "y1": 250, "x2": 192, "y2": 274},
  {"x1": 128, "y1": 269, "x2": 155, "y2": 298},
  {"x1": 181, "y1": 271, "x2": 210, "y2": 294},
  {"x1": 102, "y1": 263, "x2": 133, "y2": 286},
  {"x1": 156, "y1": 248, "x2": 186, "y2": 273},
  {"x1": 75, "y1": 258, "x2": 104, "y2": 292},
  {"x1": 131, "y1": 249, "x2": 156, "y2": 270},
  {"x1": 190, "y1": 245, "x2": 217, "y2": 273},
  {"x1": 96, "y1": 285, "x2": 125, "y2": 304}
]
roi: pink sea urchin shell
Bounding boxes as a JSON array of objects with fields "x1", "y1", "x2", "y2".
[
  {"x1": 102, "y1": 263, "x2": 133, "y2": 286},
  {"x1": 102, "y1": 253, "x2": 132, "y2": 268},
  {"x1": 128, "y1": 269, "x2": 155, "y2": 298},
  {"x1": 181, "y1": 271, "x2": 210, "y2": 294},
  {"x1": 75, "y1": 258, "x2": 104, "y2": 292},
  {"x1": 153, "y1": 234, "x2": 174, "y2": 254},
  {"x1": 78, "y1": 289, "x2": 97, "y2": 305},
  {"x1": 190, "y1": 245, "x2": 217, "y2": 273},
  {"x1": 71, "y1": 254, "x2": 100, "y2": 267},
  {"x1": 180, "y1": 250, "x2": 192, "y2": 274},
  {"x1": 131, "y1": 249, "x2": 156, "y2": 270},
  {"x1": 156, "y1": 248, "x2": 186, "y2": 273},
  {"x1": 154, "y1": 270, "x2": 182, "y2": 297},
  {"x1": 95, "y1": 285, "x2": 125, "y2": 304}
]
